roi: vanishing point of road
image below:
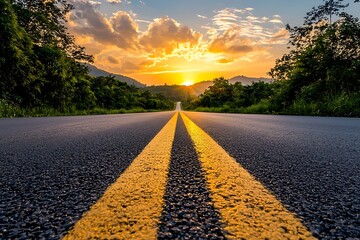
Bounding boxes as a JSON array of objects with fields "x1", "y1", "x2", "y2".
[{"x1": 0, "y1": 103, "x2": 359, "y2": 239}]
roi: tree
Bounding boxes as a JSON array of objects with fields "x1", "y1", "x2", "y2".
[
  {"x1": 72, "y1": 76, "x2": 96, "y2": 110},
  {"x1": 0, "y1": 0, "x2": 35, "y2": 104},
  {"x1": 34, "y1": 45, "x2": 78, "y2": 109},
  {"x1": 305, "y1": 0, "x2": 349, "y2": 25},
  {"x1": 201, "y1": 77, "x2": 233, "y2": 107},
  {"x1": 269, "y1": 0, "x2": 360, "y2": 105},
  {"x1": 10, "y1": 0, "x2": 92, "y2": 62},
  {"x1": 240, "y1": 82, "x2": 273, "y2": 107}
]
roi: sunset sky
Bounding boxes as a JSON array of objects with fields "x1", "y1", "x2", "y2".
[{"x1": 67, "y1": 0, "x2": 360, "y2": 85}]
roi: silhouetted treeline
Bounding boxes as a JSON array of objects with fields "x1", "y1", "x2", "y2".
[
  {"x1": 146, "y1": 85, "x2": 196, "y2": 109},
  {"x1": 0, "y1": 0, "x2": 173, "y2": 116},
  {"x1": 188, "y1": 0, "x2": 360, "y2": 116},
  {"x1": 187, "y1": 78, "x2": 276, "y2": 112}
]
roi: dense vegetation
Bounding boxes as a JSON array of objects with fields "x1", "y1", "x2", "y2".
[
  {"x1": 146, "y1": 85, "x2": 196, "y2": 108},
  {"x1": 188, "y1": 0, "x2": 360, "y2": 116},
  {"x1": 0, "y1": 0, "x2": 173, "y2": 117},
  {"x1": 2, "y1": 0, "x2": 359, "y2": 117}
]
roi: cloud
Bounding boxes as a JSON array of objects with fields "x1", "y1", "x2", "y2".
[
  {"x1": 68, "y1": 2, "x2": 202, "y2": 58},
  {"x1": 68, "y1": 2, "x2": 205, "y2": 75},
  {"x1": 68, "y1": 0, "x2": 138, "y2": 50},
  {"x1": 67, "y1": 3, "x2": 289, "y2": 80},
  {"x1": 208, "y1": 8, "x2": 288, "y2": 46},
  {"x1": 139, "y1": 17, "x2": 202, "y2": 56},
  {"x1": 267, "y1": 28, "x2": 289, "y2": 44},
  {"x1": 95, "y1": 49, "x2": 154, "y2": 73},
  {"x1": 269, "y1": 15, "x2": 283, "y2": 24},
  {"x1": 212, "y1": 8, "x2": 244, "y2": 31},
  {"x1": 88, "y1": 1, "x2": 101, "y2": 6},
  {"x1": 217, "y1": 58, "x2": 235, "y2": 64},
  {"x1": 121, "y1": 60, "x2": 147, "y2": 72},
  {"x1": 110, "y1": 11, "x2": 138, "y2": 47},
  {"x1": 107, "y1": 55, "x2": 119, "y2": 64},
  {"x1": 107, "y1": 0, "x2": 121, "y2": 3},
  {"x1": 209, "y1": 28, "x2": 254, "y2": 54},
  {"x1": 137, "y1": 19, "x2": 152, "y2": 24},
  {"x1": 193, "y1": 7, "x2": 290, "y2": 67},
  {"x1": 107, "y1": 0, "x2": 132, "y2": 4}
]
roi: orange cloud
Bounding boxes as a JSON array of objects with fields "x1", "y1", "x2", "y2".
[
  {"x1": 139, "y1": 17, "x2": 202, "y2": 56},
  {"x1": 95, "y1": 49, "x2": 154, "y2": 74},
  {"x1": 110, "y1": 12, "x2": 139, "y2": 48},
  {"x1": 66, "y1": 3, "x2": 290, "y2": 85},
  {"x1": 68, "y1": 1, "x2": 138, "y2": 50},
  {"x1": 107, "y1": 56, "x2": 119, "y2": 64},
  {"x1": 268, "y1": 28, "x2": 289, "y2": 44},
  {"x1": 209, "y1": 28, "x2": 254, "y2": 54},
  {"x1": 217, "y1": 58, "x2": 235, "y2": 64}
]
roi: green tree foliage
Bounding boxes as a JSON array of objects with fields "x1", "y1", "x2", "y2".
[
  {"x1": 0, "y1": 0, "x2": 174, "y2": 116},
  {"x1": 305, "y1": 0, "x2": 349, "y2": 24},
  {"x1": 199, "y1": 77, "x2": 233, "y2": 107},
  {"x1": 188, "y1": 1, "x2": 359, "y2": 116},
  {"x1": 10, "y1": 0, "x2": 92, "y2": 62},
  {"x1": 0, "y1": 0, "x2": 34, "y2": 103},
  {"x1": 90, "y1": 76, "x2": 173, "y2": 110},
  {"x1": 188, "y1": 77, "x2": 274, "y2": 110},
  {"x1": 72, "y1": 76, "x2": 96, "y2": 110},
  {"x1": 241, "y1": 82, "x2": 273, "y2": 107},
  {"x1": 269, "y1": 0, "x2": 360, "y2": 113}
]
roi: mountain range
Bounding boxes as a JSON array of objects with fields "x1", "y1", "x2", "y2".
[
  {"x1": 86, "y1": 64, "x2": 272, "y2": 97},
  {"x1": 189, "y1": 76, "x2": 272, "y2": 96},
  {"x1": 86, "y1": 64, "x2": 145, "y2": 88}
]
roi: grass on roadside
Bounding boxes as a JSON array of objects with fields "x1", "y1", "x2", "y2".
[
  {"x1": 189, "y1": 93, "x2": 360, "y2": 117},
  {"x1": 0, "y1": 100, "x2": 167, "y2": 118},
  {"x1": 285, "y1": 93, "x2": 360, "y2": 117}
]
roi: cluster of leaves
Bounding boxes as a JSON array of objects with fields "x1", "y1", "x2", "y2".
[
  {"x1": 73, "y1": 75, "x2": 173, "y2": 111},
  {"x1": 146, "y1": 84, "x2": 196, "y2": 108},
  {"x1": 0, "y1": 0, "x2": 173, "y2": 116},
  {"x1": 187, "y1": 77, "x2": 275, "y2": 112},
  {"x1": 188, "y1": 0, "x2": 360, "y2": 116},
  {"x1": 269, "y1": 0, "x2": 360, "y2": 114}
]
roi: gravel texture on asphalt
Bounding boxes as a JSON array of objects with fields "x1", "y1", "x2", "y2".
[
  {"x1": 0, "y1": 112, "x2": 173, "y2": 239},
  {"x1": 184, "y1": 112, "x2": 360, "y2": 240},
  {"x1": 158, "y1": 115, "x2": 226, "y2": 240}
]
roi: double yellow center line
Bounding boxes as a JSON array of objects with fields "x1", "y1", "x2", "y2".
[
  {"x1": 64, "y1": 112, "x2": 314, "y2": 239},
  {"x1": 64, "y1": 113, "x2": 178, "y2": 239}
]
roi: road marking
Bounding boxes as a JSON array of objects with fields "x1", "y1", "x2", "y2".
[
  {"x1": 180, "y1": 112, "x2": 315, "y2": 239},
  {"x1": 64, "y1": 112, "x2": 178, "y2": 240}
]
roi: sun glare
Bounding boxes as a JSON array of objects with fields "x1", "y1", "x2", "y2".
[{"x1": 183, "y1": 80, "x2": 193, "y2": 86}]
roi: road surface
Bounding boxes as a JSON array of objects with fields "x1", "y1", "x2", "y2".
[{"x1": 0, "y1": 107, "x2": 359, "y2": 239}]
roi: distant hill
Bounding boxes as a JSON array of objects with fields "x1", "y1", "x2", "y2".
[
  {"x1": 146, "y1": 76, "x2": 273, "y2": 101},
  {"x1": 86, "y1": 64, "x2": 145, "y2": 88},
  {"x1": 229, "y1": 75, "x2": 272, "y2": 85},
  {"x1": 189, "y1": 76, "x2": 273, "y2": 96},
  {"x1": 146, "y1": 85, "x2": 192, "y2": 101},
  {"x1": 84, "y1": 65, "x2": 272, "y2": 100}
]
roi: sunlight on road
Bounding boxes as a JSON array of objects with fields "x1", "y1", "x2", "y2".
[
  {"x1": 64, "y1": 113, "x2": 178, "y2": 239},
  {"x1": 181, "y1": 112, "x2": 315, "y2": 239},
  {"x1": 175, "y1": 102, "x2": 182, "y2": 111}
]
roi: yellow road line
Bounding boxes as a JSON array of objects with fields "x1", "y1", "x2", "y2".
[
  {"x1": 64, "y1": 112, "x2": 178, "y2": 240},
  {"x1": 181, "y1": 112, "x2": 315, "y2": 239}
]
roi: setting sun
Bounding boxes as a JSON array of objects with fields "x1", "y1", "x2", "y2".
[
  {"x1": 66, "y1": 0, "x2": 359, "y2": 86},
  {"x1": 183, "y1": 80, "x2": 194, "y2": 86}
]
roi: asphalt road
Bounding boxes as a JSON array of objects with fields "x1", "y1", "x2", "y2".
[
  {"x1": 0, "y1": 112, "x2": 174, "y2": 239},
  {"x1": 183, "y1": 112, "x2": 360, "y2": 239},
  {"x1": 158, "y1": 115, "x2": 225, "y2": 239},
  {"x1": 0, "y1": 111, "x2": 359, "y2": 239}
]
